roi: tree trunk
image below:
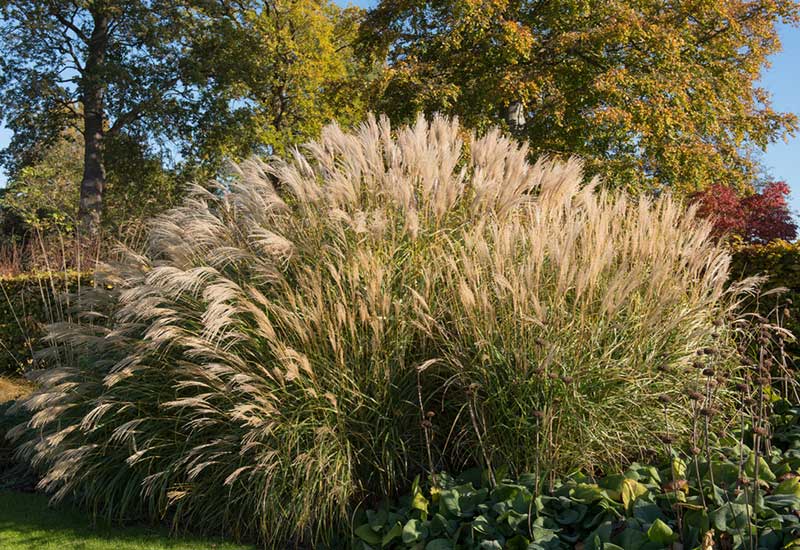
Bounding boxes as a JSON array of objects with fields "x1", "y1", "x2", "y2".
[
  {"x1": 506, "y1": 102, "x2": 525, "y2": 132},
  {"x1": 78, "y1": 11, "x2": 109, "y2": 238}
]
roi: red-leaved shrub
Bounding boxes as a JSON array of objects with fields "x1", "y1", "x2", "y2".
[{"x1": 692, "y1": 181, "x2": 797, "y2": 243}]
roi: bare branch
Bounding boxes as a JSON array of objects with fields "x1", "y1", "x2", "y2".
[
  {"x1": 46, "y1": 2, "x2": 89, "y2": 45},
  {"x1": 107, "y1": 76, "x2": 181, "y2": 134}
]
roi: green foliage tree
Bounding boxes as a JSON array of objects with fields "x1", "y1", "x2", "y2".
[
  {"x1": 1, "y1": 131, "x2": 82, "y2": 234},
  {"x1": 0, "y1": 1, "x2": 194, "y2": 236},
  {"x1": 0, "y1": 0, "x2": 369, "y2": 237},
  {"x1": 0, "y1": 129, "x2": 184, "y2": 238},
  {"x1": 360, "y1": 0, "x2": 799, "y2": 194},
  {"x1": 180, "y1": 1, "x2": 372, "y2": 170}
]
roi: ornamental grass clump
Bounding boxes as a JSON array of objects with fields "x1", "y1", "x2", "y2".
[{"x1": 10, "y1": 115, "x2": 751, "y2": 546}]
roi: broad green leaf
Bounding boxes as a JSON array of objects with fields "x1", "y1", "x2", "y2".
[
  {"x1": 646, "y1": 518, "x2": 675, "y2": 544},
  {"x1": 775, "y1": 477, "x2": 800, "y2": 497},
  {"x1": 621, "y1": 478, "x2": 649, "y2": 513},
  {"x1": 425, "y1": 538, "x2": 453, "y2": 550},
  {"x1": 617, "y1": 527, "x2": 648, "y2": 550},
  {"x1": 441, "y1": 490, "x2": 462, "y2": 517},
  {"x1": 671, "y1": 458, "x2": 687, "y2": 480},
  {"x1": 355, "y1": 523, "x2": 382, "y2": 545},
  {"x1": 402, "y1": 518, "x2": 429, "y2": 544},
  {"x1": 429, "y1": 513, "x2": 452, "y2": 537},
  {"x1": 382, "y1": 523, "x2": 403, "y2": 546},
  {"x1": 367, "y1": 508, "x2": 387, "y2": 530},
  {"x1": 599, "y1": 475, "x2": 626, "y2": 502},
  {"x1": 505, "y1": 535, "x2": 531, "y2": 550},
  {"x1": 505, "y1": 509, "x2": 529, "y2": 530},
  {"x1": 744, "y1": 454, "x2": 776, "y2": 482},
  {"x1": 572, "y1": 483, "x2": 605, "y2": 504},
  {"x1": 555, "y1": 506, "x2": 583, "y2": 525},
  {"x1": 412, "y1": 489, "x2": 430, "y2": 516},
  {"x1": 472, "y1": 514, "x2": 492, "y2": 535}
]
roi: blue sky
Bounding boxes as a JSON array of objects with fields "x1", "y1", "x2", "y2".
[
  {"x1": 759, "y1": 23, "x2": 800, "y2": 214},
  {"x1": 1, "y1": 8, "x2": 798, "y2": 216}
]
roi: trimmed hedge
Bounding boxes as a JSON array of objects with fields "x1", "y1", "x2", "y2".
[
  {"x1": 730, "y1": 239, "x2": 800, "y2": 289},
  {"x1": 0, "y1": 271, "x2": 90, "y2": 375},
  {"x1": 730, "y1": 239, "x2": 800, "y2": 358}
]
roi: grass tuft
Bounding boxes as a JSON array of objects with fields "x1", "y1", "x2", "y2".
[{"x1": 10, "y1": 114, "x2": 752, "y2": 547}]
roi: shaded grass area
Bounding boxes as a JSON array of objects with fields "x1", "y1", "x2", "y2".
[
  {"x1": 0, "y1": 490, "x2": 255, "y2": 550},
  {"x1": 1, "y1": 375, "x2": 247, "y2": 549}
]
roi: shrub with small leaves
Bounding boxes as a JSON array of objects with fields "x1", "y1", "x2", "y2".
[{"x1": 0, "y1": 271, "x2": 90, "y2": 374}]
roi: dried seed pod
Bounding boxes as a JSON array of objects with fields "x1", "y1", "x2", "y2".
[
  {"x1": 752, "y1": 426, "x2": 769, "y2": 437},
  {"x1": 548, "y1": 372, "x2": 559, "y2": 380},
  {"x1": 658, "y1": 395, "x2": 672, "y2": 405},
  {"x1": 657, "y1": 364, "x2": 671, "y2": 373},
  {"x1": 687, "y1": 390, "x2": 703, "y2": 401},
  {"x1": 691, "y1": 446, "x2": 702, "y2": 456},
  {"x1": 420, "y1": 419, "x2": 433, "y2": 429},
  {"x1": 703, "y1": 347, "x2": 716, "y2": 355},
  {"x1": 699, "y1": 407, "x2": 717, "y2": 417},
  {"x1": 693, "y1": 360, "x2": 705, "y2": 369},
  {"x1": 426, "y1": 410, "x2": 435, "y2": 418},
  {"x1": 658, "y1": 433, "x2": 675, "y2": 444},
  {"x1": 757, "y1": 376, "x2": 771, "y2": 386},
  {"x1": 532, "y1": 410, "x2": 545, "y2": 419},
  {"x1": 712, "y1": 318, "x2": 722, "y2": 327},
  {"x1": 533, "y1": 367, "x2": 545, "y2": 375},
  {"x1": 743, "y1": 397, "x2": 756, "y2": 407},
  {"x1": 702, "y1": 368, "x2": 715, "y2": 377},
  {"x1": 735, "y1": 383, "x2": 749, "y2": 393},
  {"x1": 560, "y1": 375, "x2": 575, "y2": 384}
]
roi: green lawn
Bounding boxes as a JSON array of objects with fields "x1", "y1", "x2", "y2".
[{"x1": 0, "y1": 490, "x2": 255, "y2": 550}]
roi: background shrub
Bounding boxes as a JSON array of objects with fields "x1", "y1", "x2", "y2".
[
  {"x1": 730, "y1": 239, "x2": 800, "y2": 359},
  {"x1": 13, "y1": 115, "x2": 751, "y2": 547},
  {"x1": 0, "y1": 272, "x2": 90, "y2": 375}
]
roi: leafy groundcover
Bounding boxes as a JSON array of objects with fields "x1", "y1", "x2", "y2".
[{"x1": 355, "y1": 401, "x2": 800, "y2": 550}]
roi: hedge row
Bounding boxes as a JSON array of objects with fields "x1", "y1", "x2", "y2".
[
  {"x1": 0, "y1": 271, "x2": 91, "y2": 375},
  {"x1": 730, "y1": 239, "x2": 800, "y2": 358}
]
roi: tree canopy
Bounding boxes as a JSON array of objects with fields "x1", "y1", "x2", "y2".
[
  {"x1": 360, "y1": 0, "x2": 799, "y2": 195},
  {"x1": 180, "y1": 1, "x2": 371, "y2": 169},
  {"x1": 0, "y1": 0, "x2": 193, "y2": 234}
]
